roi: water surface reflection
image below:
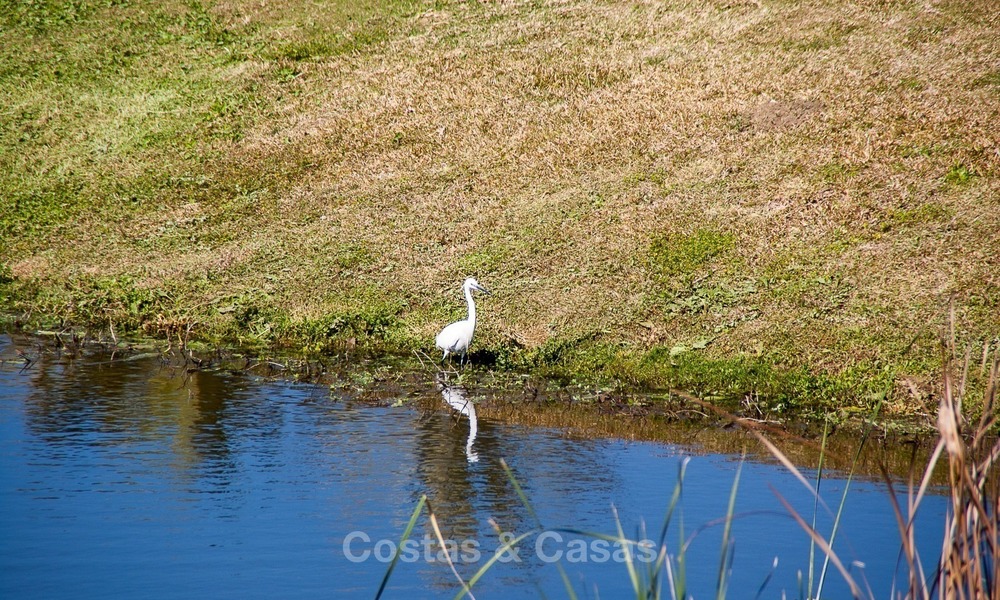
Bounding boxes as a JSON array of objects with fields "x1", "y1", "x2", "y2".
[
  {"x1": 439, "y1": 375, "x2": 478, "y2": 463},
  {"x1": 0, "y1": 336, "x2": 947, "y2": 599}
]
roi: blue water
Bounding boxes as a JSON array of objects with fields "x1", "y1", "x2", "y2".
[{"x1": 0, "y1": 336, "x2": 946, "y2": 599}]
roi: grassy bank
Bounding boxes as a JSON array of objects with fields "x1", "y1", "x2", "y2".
[{"x1": 2, "y1": 0, "x2": 998, "y2": 422}]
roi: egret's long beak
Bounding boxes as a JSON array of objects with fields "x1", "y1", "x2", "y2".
[{"x1": 475, "y1": 284, "x2": 491, "y2": 295}]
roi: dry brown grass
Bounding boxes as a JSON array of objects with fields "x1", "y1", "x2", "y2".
[{"x1": 2, "y1": 0, "x2": 999, "y2": 416}]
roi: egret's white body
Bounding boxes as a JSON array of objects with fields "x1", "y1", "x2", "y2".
[{"x1": 435, "y1": 277, "x2": 489, "y2": 366}]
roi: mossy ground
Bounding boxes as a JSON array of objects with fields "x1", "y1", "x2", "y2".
[{"x1": 2, "y1": 0, "x2": 998, "y2": 424}]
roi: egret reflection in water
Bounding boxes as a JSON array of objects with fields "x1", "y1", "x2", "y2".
[{"x1": 437, "y1": 375, "x2": 479, "y2": 463}]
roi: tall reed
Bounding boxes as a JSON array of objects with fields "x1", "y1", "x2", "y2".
[
  {"x1": 759, "y1": 327, "x2": 998, "y2": 599},
  {"x1": 926, "y1": 344, "x2": 998, "y2": 599}
]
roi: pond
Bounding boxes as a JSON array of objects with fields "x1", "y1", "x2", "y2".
[{"x1": 0, "y1": 334, "x2": 946, "y2": 599}]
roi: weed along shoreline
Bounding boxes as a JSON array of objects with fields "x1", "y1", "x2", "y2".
[
  {"x1": 0, "y1": 301, "x2": 994, "y2": 434},
  {"x1": 1, "y1": 0, "x2": 998, "y2": 433},
  {"x1": 0, "y1": 329, "x2": 951, "y2": 477},
  {"x1": 0, "y1": 324, "x2": 968, "y2": 442}
]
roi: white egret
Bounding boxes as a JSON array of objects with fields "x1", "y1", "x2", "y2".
[{"x1": 435, "y1": 277, "x2": 490, "y2": 366}]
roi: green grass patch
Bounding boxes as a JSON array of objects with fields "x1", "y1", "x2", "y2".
[
  {"x1": 5, "y1": 274, "x2": 177, "y2": 334},
  {"x1": 640, "y1": 349, "x2": 895, "y2": 420},
  {"x1": 880, "y1": 202, "x2": 953, "y2": 231},
  {"x1": 782, "y1": 22, "x2": 858, "y2": 52},
  {"x1": 646, "y1": 228, "x2": 741, "y2": 313},
  {"x1": 970, "y1": 69, "x2": 1000, "y2": 88},
  {"x1": 331, "y1": 243, "x2": 375, "y2": 272},
  {"x1": 817, "y1": 160, "x2": 859, "y2": 183},
  {"x1": 458, "y1": 245, "x2": 510, "y2": 277},
  {"x1": 468, "y1": 332, "x2": 898, "y2": 422},
  {"x1": 944, "y1": 163, "x2": 977, "y2": 186},
  {"x1": 662, "y1": 279, "x2": 758, "y2": 316},
  {"x1": 207, "y1": 285, "x2": 413, "y2": 353},
  {"x1": 648, "y1": 228, "x2": 734, "y2": 280}
]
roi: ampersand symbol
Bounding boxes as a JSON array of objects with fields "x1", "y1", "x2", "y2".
[{"x1": 496, "y1": 531, "x2": 522, "y2": 563}]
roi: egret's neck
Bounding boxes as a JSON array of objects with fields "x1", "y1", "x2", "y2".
[{"x1": 464, "y1": 284, "x2": 477, "y2": 325}]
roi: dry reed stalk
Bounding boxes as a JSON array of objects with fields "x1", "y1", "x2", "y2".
[
  {"x1": 756, "y1": 311, "x2": 998, "y2": 599},
  {"x1": 928, "y1": 326, "x2": 998, "y2": 600}
]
